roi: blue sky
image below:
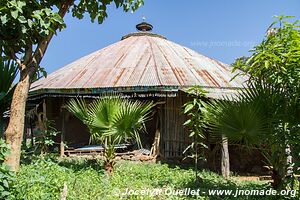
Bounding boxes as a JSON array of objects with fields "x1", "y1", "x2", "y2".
[{"x1": 41, "y1": 0, "x2": 300, "y2": 73}]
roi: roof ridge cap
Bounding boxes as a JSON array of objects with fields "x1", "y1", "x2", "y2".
[{"x1": 121, "y1": 32, "x2": 166, "y2": 40}]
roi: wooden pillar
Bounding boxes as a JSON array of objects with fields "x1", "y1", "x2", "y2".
[
  {"x1": 42, "y1": 99, "x2": 47, "y2": 122},
  {"x1": 60, "y1": 98, "x2": 65, "y2": 157},
  {"x1": 29, "y1": 117, "x2": 34, "y2": 147},
  {"x1": 151, "y1": 106, "x2": 161, "y2": 157},
  {"x1": 221, "y1": 134, "x2": 230, "y2": 179}
]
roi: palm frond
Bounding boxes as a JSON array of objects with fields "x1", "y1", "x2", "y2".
[
  {"x1": 112, "y1": 100, "x2": 154, "y2": 146},
  {"x1": 0, "y1": 59, "x2": 18, "y2": 92},
  {"x1": 88, "y1": 97, "x2": 121, "y2": 130},
  {"x1": 0, "y1": 58, "x2": 18, "y2": 114},
  {"x1": 67, "y1": 94, "x2": 154, "y2": 146},
  {"x1": 204, "y1": 82, "x2": 276, "y2": 146},
  {"x1": 66, "y1": 98, "x2": 89, "y2": 122}
]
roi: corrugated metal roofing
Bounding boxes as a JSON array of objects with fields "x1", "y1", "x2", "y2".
[{"x1": 30, "y1": 32, "x2": 247, "y2": 96}]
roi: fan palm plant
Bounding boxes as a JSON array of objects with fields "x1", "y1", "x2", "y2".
[
  {"x1": 67, "y1": 95, "x2": 153, "y2": 173},
  {"x1": 0, "y1": 58, "x2": 18, "y2": 136},
  {"x1": 204, "y1": 98, "x2": 268, "y2": 146},
  {"x1": 213, "y1": 16, "x2": 300, "y2": 189},
  {"x1": 204, "y1": 82, "x2": 294, "y2": 188}
]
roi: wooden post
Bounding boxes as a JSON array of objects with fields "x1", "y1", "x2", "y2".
[
  {"x1": 60, "y1": 98, "x2": 65, "y2": 157},
  {"x1": 221, "y1": 134, "x2": 230, "y2": 179},
  {"x1": 29, "y1": 117, "x2": 34, "y2": 147},
  {"x1": 153, "y1": 128, "x2": 161, "y2": 156},
  {"x1": 151, "y1": 121, "x2": 160, "y2": 157},
  {"x1": 151, "y1": 104, "x2": 163, "y2": 158},
  {"x1": 60, "y1": 183, "x2": 68, "y2": 200},
  {"x1": 42, "y1": 99, "x2": 47, "y2": 122}
]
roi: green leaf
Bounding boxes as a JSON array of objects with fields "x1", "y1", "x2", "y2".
[
  {"x1": 27, "y1": 19, "x2": 33, "y2": 28},
  {"x1": 189, "y1": 131, "x2": 195, "y2": 137},
  {"x1": 0, "y1": 15, "x2": 7, "y2": 24},
  {"x1": 21, "y1": 25, "x2": 27, "y2": 33},
  {"x1": 11, "y1": 10, "x2": 18, "y2": 19},
  {"x1": 1, "y1": 191, "x2": 10, "y2": 197},
  {"x1": 51, "y1": 14, "x2": 63, "y2": 24},
  {"x1": 18, "y1": 16, "x2": 26, "y2": 23},
  {"x1": 183, "y1": 119, "x2": 192, "y2": 126},
  {"x1": 17, "y1": 1, "x2": 26, "y2": 7},
  {"x1": 2, "y1": 180, "x2": 8, "y2": 188},
  {"x1": 183, "y1": 103, "x2": 193, "y2": 114}
]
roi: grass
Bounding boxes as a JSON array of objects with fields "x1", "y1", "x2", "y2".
[{"x1": 7, "y1": 155, "x2": 297, "y2": 200}]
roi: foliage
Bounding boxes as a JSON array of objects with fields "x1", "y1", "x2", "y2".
[
  {"x1": 0, "y1": 0, "x2": 144, "y2": 58},
  {"x1": 233, "y1": 16, "x2": 300, "y2": 124},
  {"x1": 67, "y1": 95, "x2": 153, "y2": 173},
  {"x1": 7, "y1": 156, "x2": 277, "y2": 200},
  {"x1": 182, "y1": 86, "x2": 208, "y2": 179},
  {"x1": 0, "y1": 139, "x2": 10, "y2": 162},
  {"x1": 231, "y1": 56, "x2": 250, "y2": 73},
  {"x1": 229, "y1": 15, "x2": 300, "y2": 189},
  {"x1": 0, "y1": 139, "x2": 14, "y2": 199},
  {"x1": 1, "y1": 0, "x2": 144, "y2": 172},
  {"x1": 0, "y1": 58, "x2": 18, "y2": 135},
  {"x1": 71, "y1": 0, "x2": 143, "y2": 23},
  {"x1": 33, "y1": 120, "x2": 60, "y2": 154},
  {"x1": 0, "y1": 58, "x2": 18, "y2": 112},
  {"x1": 206, "y1": 80, "x2": 300, "y2": 189},
  {"x1": 235, "y1": 16, "x2": 300, "y2": 91},
  {"x1": 204, "y1": 83, "x2": 286, "y2": 179},
  {"x1": 0, "y1": 0, "x2": 64, "y2": 56},
  {"x1": 204, "y1": 86, "x2": 270, "y2": 146}
]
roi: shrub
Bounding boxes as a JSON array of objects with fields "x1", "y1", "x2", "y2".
[
  {"x1": 0, "y1": 139, "x2": 14, "y2": 199},
  {"x1": 8, "y1": 156, "x2": 279, "y2": 200}
]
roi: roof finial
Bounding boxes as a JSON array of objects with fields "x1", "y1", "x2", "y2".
[{"x1": 136, "y1": 17, "x2": 153, "y2": 32}]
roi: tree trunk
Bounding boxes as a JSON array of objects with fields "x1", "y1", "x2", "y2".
[
  {"x1": 4, "y1": 71, "x2": 30, "y2": 171},
  {"x1": 104, "y1": 146, "x2": 115, "y2": 175},
  {"x1": 104, "y1": 160, "x2": 115, "y2": 175},
  {"x1": 3, "y1": 0, "x2": 73, "y2": 172},
  {"x1": 221, "y1": 134, "x2": 230, "y2": 179},
  {"x1": 271, "y1": 145, "x2": 289, "y2": 189}
]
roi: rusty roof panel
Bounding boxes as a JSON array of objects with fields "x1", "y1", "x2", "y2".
[{"x1": 30, "y1": 33, "x2": 247, "y2": 94}]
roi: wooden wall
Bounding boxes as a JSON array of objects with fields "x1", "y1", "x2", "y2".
[
  {"x1": 45, "y1": 97, "x2": 90, "y2": 146},
  {"x1": 42, "y1": 92, "x2": 191, "y2": 158},
  {"x1": 159, "y1": 91, "x2": 191, "y2": 158},
  {"x1": 31, "y1": 93, "x2": 266, "y2": 172}
]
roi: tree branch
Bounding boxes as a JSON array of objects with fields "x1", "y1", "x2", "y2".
[
  {"x1": 7, "y1": 48, "x2": 23, "y2": 70},
  {"x1": 23, "y1": 43, "x2": 33, "y2": 66},
  {"x1": 29, "y1": 0, "x2": 75, "y2": 72}
]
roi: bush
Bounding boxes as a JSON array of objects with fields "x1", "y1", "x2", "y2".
[
  {"x1": 7, "y1": 156, "x2": 281, "y2": 200},
  {"x1": 0, "y1": 139, "x2": 14, "y2": 199}
]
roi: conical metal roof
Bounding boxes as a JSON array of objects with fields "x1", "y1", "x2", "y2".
[{"x1": 30, "y1": 29, "x2": 247, "y2": 98}]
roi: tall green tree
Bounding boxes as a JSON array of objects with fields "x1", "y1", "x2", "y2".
[
  {"x1": 182, "y1": 86, "x2": 208, "y2": 180},
  {"x1": 205, "y1": 82, "x2": 298, "y2": 189},
  {"x1": 0, "y1": 58, "x2": 18, "y2": 136},
  {"x1": 0, "y1": 0, "x2": 144, "y2": 171},
  {"x1": 217, "y1": 16, "x2": 300, "y2": 189},
  {"x1": 183, "y1": 86, "x2": 231, "y2": 179},
  {"x1": 67, "y1": 95, "x2": 153, "y2": 174},
  {"x1": 235, "y1": 16, "x2": 300, "y2": 189}
]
